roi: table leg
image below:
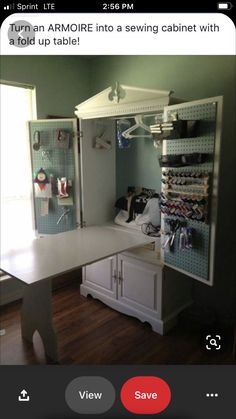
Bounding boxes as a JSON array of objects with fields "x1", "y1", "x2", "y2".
[{"x1": 21, "y1": 279, "x2": 59, "y2": 362}]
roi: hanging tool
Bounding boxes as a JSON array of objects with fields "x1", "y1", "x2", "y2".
[
  {"x1": 33, "y1": 130, "x2": 41, "y2": 151},
  {"x1": 169, "y1": 219, "x2": 181, "y2": 247},
  {"x1": 162, "y1": 219, "x2": 181, "y2": 251},
  {"x1": 57, "y1": 207, "x2": 70, "y2": 225}
]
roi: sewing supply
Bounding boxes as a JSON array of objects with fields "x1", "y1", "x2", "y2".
[
  {"x1": 40, "y1": 198, "x2": 49, "y2": 216},
  {"x1": 34, "y1": 183, "x2": 52, "y2": 198},
  {"x1": 161, "y1": 233, "x2": 171, "y2": 252},
  {"x1": 33, "y1": 168, "x2": 49, "y2": 191},
  {"x1": 186, "y1": 227, "x2": 194, "y2": 248},
  {"x1": 41, "y1": 150, "x2": 52, "y2": 162},
  {"x1": 179, "y1": 227, "x2": 194, "y2": 250},
  {"x1": 55, "y1": 129, "x2": 70, "y2": 148},
  {"x1": 117, "y1": 119, "x2": 131, "y2": 149},
  {"x1": 33, "y1": 130, "x2": 41, "y2": 151},
  {"x1": 57, "y1": 196, "x2": 73, "y2": 206},
  {"x1": 56, "y1": 207, "x2": 70, "y2": 225},
  {"x1": 160, "y1": 170, "x2": 209, "y2": 223},
  {"x1": 179, "y1": 227, "x2": 186, "y2": 250},
  {"x1": 57, "y1": 177, "x2": 69, "y2": 198}
]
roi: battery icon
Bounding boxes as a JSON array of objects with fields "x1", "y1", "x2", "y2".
[{"x1": 217, "y1": 2, "x2": 233, "y2": 9}]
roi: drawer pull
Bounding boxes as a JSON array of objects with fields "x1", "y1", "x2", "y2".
[{"x1": 118, "y1": 271, "x2": 123, "y2": 284}]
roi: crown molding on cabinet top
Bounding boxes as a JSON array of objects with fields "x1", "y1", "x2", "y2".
[{"x1": 75, "y1": 83, "x2": 180, "y2": 119}]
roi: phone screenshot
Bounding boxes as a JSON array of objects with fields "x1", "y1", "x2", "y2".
[{"x1": 0, "y1": 1, "x2": 235, "y2": 418}]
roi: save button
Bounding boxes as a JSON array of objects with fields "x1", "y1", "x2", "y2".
[{"x1": 120, "y1": 376, "x2": 171, "y2": 414}]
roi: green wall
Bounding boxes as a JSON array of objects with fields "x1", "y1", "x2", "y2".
[
  {"x1": 88, "y1": 55, "x2": 235, "y2": 100},
  {"x1": 1, "y1": 56, "x2": 90, "y2": 118}
]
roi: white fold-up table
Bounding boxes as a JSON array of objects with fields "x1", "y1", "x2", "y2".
[{"x1": 1, "y1": 225, "x2": 152, "y2": 362}]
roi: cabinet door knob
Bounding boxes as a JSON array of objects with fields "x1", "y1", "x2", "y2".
[
  {"x1": 112, "y1": 270, "x2": 117, "y2": 282},
  {"x1": 118, "y1": 271, "x2": 123, "y2": 284}
]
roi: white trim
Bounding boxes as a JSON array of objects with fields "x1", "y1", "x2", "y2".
[
  {"x1": 0, "y1": 274, "x2": 11, "y2": 282},
  {"x1": 75, "y1": 85, "x2": 174, "y2": 120},
  {"x1": 29, "y1": 118, "x2": 76, "y2": 123},
  {"x1": 0, "y1": 288, "x2": 23, "y2": 306},
  {"x1": 72, "y1": 119, "x2": 81, "y2": 227},
  {"x1": 31, "y1": 88, "x2": 37, "y2": 120},
  {"x1": 0, "y1": 79, "x2": 36, "y2": 90},
  {"x1": 80, "y1": 284, "x2": 165, "y2": 335},
  {"x1": 164, "y1": 96, "x2": 223, "y2": 110},
  {"x1": 28, "y1": 89, "x2": 37, "y2": 234},
  {"x1": 209, "y1": 96, "x2": 223, "y2": 286}
]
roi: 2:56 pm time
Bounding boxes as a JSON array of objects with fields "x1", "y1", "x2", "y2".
[{"x1": 102, "y1": 3, "x2": 134, "y2": 10}]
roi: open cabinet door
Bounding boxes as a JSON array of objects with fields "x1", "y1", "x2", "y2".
[
  {"x1": 79, "y1": 118, "x2": 116, "y2": 226},
  {"x1": 161, "y1": 97, "x2": 223, "y2": 286},
  {"x1": 29, "y1": 119, "x2": 80, "y2": 235}
]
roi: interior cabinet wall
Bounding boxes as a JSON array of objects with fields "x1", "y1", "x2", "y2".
[
  {"x1": 79, "y1": 119, "x2": 116, "y2": 226},
  {"x1": 116, "y1": 136, "x2": 162, "y2": 198}
]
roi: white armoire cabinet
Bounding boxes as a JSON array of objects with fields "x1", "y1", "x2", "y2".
[
  {"x1": 81, "y1": 251, "x2": 193, "y2": 334},
  {"x1": 76, "y1": 85, "x2": 222, "y2": 335},
  {"x1": 29, "y1": 84, "x2": 222, "y2": 335}
]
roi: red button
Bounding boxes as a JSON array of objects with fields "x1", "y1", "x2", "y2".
[{"x1": 120, "y1": 376, "x2": 171, "y2": 414}]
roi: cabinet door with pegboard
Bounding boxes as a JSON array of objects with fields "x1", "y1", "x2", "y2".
[
  {"x1": 29, "y1": 119, "x2": 80, "y2": 235},
  {"x1": 161, "y1": 97, "x2": 223, "y2": 285}
]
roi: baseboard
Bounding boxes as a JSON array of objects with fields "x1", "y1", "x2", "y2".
[{"x1": 0, "y1": 289, "x2": 23, "y2": 306}]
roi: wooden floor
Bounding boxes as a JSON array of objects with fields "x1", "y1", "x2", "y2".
[{"x1": 0, "y1": 282, "x2": 235, "y2": 365}]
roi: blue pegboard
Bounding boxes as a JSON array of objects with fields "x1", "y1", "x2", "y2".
[
  {"x1": 29, "y1": 120, "x2": 77, "y2": 234},
  {"x1": 163, "y1": 101, "x2": 216, "y2": 281}
]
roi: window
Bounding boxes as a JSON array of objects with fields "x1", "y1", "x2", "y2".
[{"x1": 0, "y1": 82, "x2": 37, "y2": 251}]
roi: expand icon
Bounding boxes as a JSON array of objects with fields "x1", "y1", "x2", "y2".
[{"x1": 205, "y1": 335, "x2": 221, "y2": 350}]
